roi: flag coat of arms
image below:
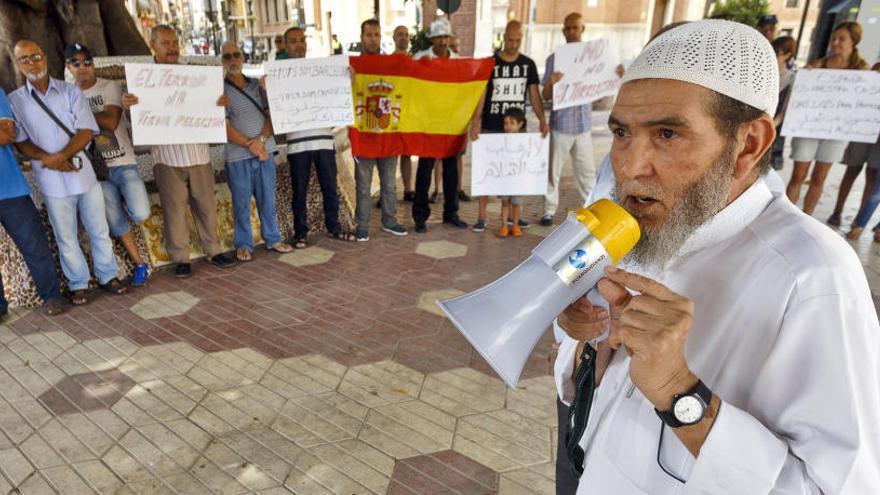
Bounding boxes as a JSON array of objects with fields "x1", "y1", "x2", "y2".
[{"x1": 349, "y1": 54, "x2": 494, "y2": 158}]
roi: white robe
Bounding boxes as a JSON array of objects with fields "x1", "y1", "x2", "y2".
[{"x1": 555, "y1": 179, "x2": 880, "y2": 494}]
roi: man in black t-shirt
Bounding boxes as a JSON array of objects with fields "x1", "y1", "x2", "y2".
[{"x1": 469, "y1": 20, "x2": 548, "y2": 232}]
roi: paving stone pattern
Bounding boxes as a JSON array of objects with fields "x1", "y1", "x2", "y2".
[{"x1": 2, "y1": 129, "x2": 880, "y2": 493}]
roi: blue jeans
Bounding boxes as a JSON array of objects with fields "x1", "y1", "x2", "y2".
[
  {"x1": 225, "y1": 157, "x2": 283, "y2": 250},
  {"x1": 0, "y1": 195, "x2": 61, "y2": 311},
  {"x1": 854, "y1": 182, "x2": 880, "y2": 230},
  {"x1": 288, "y1": 150, "x2": 341, "y2": 238},
  {"x1": 43, "y1": 182, "x2": 119, "y2": 290},
  {"x1": 101, "y1": 165, "x2": 151, "y2": 237}
]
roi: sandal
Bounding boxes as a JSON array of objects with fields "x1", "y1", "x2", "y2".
[
  {"x1": 328, "y1": 231, "x2": 356, "y2": 242},
  {"x1": 846, "y1": 227, "x2": 864, "y2": 240},
  {"x1": 69, "y1": 290, "x2": 89, "y2": 305},
  {"x1": 827, "y1": 212, "x2": 842, "y2": 227},
  {"x1": 267, "y1": 242, "x2": 293, "y2": 253},
  {"x1": 292, "y1": 236, "x2": 308, "y2": 249},
  {"x1": 99, "y1": 278, "x2": 129, "y2": 295},
  {"x1": 236, "y1": 247, "x2": 253, "y2": 262}
]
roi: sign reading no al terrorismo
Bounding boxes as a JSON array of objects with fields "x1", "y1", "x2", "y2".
[
  {"x1": 264, "y1": 55, "x2": 355, "y2": 134},
  {"x1": 553, "y1": 38, "x2": 621, "y2": 111},
  {"x1": 125, "y1": 63, "x2": 226, "y2": 146}
]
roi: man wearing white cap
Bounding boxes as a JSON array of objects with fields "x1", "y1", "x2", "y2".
[
  {"x1": 555, "y1": 20, "x2": 880, "y2": 493},
  {"x1": 410, "y1": 18, "x2": 468, "y2": 232}
]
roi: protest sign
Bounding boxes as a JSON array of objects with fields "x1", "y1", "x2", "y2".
[
  {"x1": 265, "y1": 56, "x2": 354, "y2": 134},
  {"x1": 781, "y1": 69, "x2": 880, "y2": 143},
  {"x1": 552, "y1": 38, "x2": 621, "y2": 111},
  {"x1": 471, "y1": 133, "x2": 549, "y2": 196},
  {"x1": 125, "y1": 63, "x2": 226, "y2": 146}
]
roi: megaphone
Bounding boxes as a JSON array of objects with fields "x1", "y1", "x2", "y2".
[{"x1": 437, "y1": 199, "x2": 640, "y2": 388}]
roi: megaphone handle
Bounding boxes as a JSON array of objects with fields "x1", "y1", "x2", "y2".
[
  {"x1": 585, "y1": 287, "x2": 609, "y2": 310},
  {"x1": 585, "y1": 288, "x2": 610, "y2": 346}
]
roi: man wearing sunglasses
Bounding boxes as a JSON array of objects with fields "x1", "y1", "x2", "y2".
[
  {"x1": 8, "y1": 40, "x2": 128, "y2": 305},
  {"x1": 221, "y1": 41, "x2": 292, "y2": 261},
  {"x1": 122, "y1": 25, "x2": 236, "y2": 278},
  {"x1": 66, "y1": 43, "x2": 151, "y2": 288}
]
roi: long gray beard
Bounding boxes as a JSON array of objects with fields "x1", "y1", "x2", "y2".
[{"x1": 612, "y1": 151, "x2": 734, "y2": 270}]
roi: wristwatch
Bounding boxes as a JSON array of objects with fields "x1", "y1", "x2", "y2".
[
  {"x1": 258, "y1": 134, "x2": 268, "y2": 144},
  {"x1": 654, "y1": 379, "x2": 712, "y2": 428}
]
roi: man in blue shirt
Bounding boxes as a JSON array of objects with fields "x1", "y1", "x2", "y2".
[
  {"x1": 539, "y1": 12, "x2": 597, "y2": 227},
  {"x1": 10, "y1": 40, "x2": 128, "y2": 305},
  {"x1": 0, "y1": 89, "x2": 64, "y2": 317}
]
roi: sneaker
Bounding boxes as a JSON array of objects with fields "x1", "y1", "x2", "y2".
[
  {"x1": 472, "y1": 219, "x2": 486, "y2": 232},
  {"x1": 458, "y1": 190, "x2": 472, "y2": 202},
  {"x1": 415, "y1": 222, "x2": 427, "y2": 234},
  {"x1": 356, "y1": 228, "x2": 370, "y2": 242},
  {"x1": 444, "y1": 218, "x2": 468, "y2": 228},
  {"x1": 497, "y1": 226, "x2": 509, "y2": 237},
  {"x1": 382, "y1": 224, "x2": 408, "y2": 236},
  {"x1": 175, "y1": 263, "x2": 192, "y2": 278},
  {"x1": 540, "y1": 214, "x2": 553, "y2": 226},
  {"x1": 511, "y1": 225, "x2": 523, "y2": 236},
  {"x1": 403, "y1": 191, "x2": 415, "y2": 202},
  {"x1": 210, "y1": 253, "x2": 237, "y2": 269},
  {"x1": 131, "y1": 263, "x2": 150, "y2": 287},
  {"x1": 507, "y1": 219, "x2": 529, "y2": 228}
]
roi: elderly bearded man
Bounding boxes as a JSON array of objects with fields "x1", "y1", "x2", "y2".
[{"x1": 555, "y1": 20, "x2": 880, "y2": 494}]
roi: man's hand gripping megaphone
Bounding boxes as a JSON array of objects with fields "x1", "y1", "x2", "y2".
[{"x1": 560, "y1": 264, "x2": 698, "y2": 411}]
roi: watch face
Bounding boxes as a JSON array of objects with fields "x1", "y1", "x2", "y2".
[{"x1": 673, "y1": 395, "x2": 705, "y2": 425}]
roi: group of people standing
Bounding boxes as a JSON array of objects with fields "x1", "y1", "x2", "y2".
[{"x1": 758, "y1": 16, "x2": 880, "y2": 238}]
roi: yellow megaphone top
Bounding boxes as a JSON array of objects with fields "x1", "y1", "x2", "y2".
[{"x1": 574, "y1": 199, "x2": 641, "y2": 265}]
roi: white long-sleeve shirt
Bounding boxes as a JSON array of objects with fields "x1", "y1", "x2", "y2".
[{"x1": 555, "y1": 179, "x2": 880, "y2": 494}]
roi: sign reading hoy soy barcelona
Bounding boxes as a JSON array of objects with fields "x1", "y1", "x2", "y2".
[{"x1": 125, "y1": 63, "x2": 226, "y2": 146}]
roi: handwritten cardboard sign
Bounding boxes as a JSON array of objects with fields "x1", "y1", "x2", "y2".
[
  {"x1": 125, "y1": 63, "x2": 226, "y2": 146},
  {"x1": 264, "y1": 56, "x2": 354, "y2": 134},
  {"x1": 471, "y1": 133, "x2": 549, "y2": 196},
  {"x1": 781, "y1": 69, "x2": 880, "y2": 143},
  {"x1": 552, "y1": 38, "x2": 621, "y2": 111}
]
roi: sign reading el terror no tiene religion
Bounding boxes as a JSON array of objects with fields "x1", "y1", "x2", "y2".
[{"x1": 125, "y1": 63, "x2": 227, "y2": 146}]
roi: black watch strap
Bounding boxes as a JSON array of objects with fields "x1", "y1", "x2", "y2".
[{"x1": 654, "y1": 379, "x2": 711, "y2": 428}]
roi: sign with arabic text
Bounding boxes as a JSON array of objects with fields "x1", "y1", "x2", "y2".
[{"x1": 471, "y1": 133, "x2": 549, "y2": 196}]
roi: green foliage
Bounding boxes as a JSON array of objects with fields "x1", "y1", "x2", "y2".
[
  {"x1": 709, "y1": 0, "x2": 770, "y2": 27},
  {"x1": 410, "y1": 26, "x2": 431, "y2": 54}
]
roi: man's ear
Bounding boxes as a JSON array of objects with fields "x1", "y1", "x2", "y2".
[{"x1": 733, "y1": 114, "x2": 775, "y2": 180}]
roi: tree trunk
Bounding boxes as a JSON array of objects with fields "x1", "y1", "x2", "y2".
[{"x1": 0, "y1": 0, "x2": 150, "y2": 93}]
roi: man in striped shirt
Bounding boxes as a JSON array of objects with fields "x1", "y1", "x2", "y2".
[
  {"x1": 283, "y1": 26, "x2": 354, "y2": 247},
  {"x1": 122, "y1": 25, "x2": 236, "y2": 278}
]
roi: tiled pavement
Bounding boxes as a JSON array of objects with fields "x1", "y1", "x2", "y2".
[{"x1": 3, "y1": 125, "x2": 880, "y2": 493}]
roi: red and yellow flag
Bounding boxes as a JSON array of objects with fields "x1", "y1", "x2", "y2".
[{"x1": 349, "y1": 54, "x2": 494, "y2": 158}]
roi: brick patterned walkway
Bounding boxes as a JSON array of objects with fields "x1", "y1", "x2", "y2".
[
  {"x1": 0, "y1": 161, "x2": 592, "y2": 494},
  {"x1": 2, "y1": 124, "x2": 880, "y2": 493}
]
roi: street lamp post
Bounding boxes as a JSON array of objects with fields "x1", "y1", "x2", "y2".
[
  {"x1": 247, "y1": 0, "x2": 257, "y2": 62},
  {"x1": 205, "y1": 0, "x2": 219, "y2": 54}
]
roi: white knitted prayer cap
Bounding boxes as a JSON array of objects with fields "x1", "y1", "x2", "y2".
[{"x1": 621, "y1": 20, "x2": 779, "y2": 115}]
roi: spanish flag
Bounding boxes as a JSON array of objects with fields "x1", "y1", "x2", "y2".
[{"x1": 349, "y1": 54, "x2": 494, "y2": 158}]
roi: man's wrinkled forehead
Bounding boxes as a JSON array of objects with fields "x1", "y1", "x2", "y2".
[
  {"x1": 14, "y1": 41, "x2": 41, "y2": 57},
  {"x1": 609, "y1": 79, "x2": 714, "y2": 128}
]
